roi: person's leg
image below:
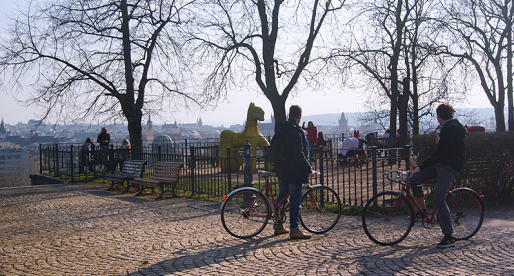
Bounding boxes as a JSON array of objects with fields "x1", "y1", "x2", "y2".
[
  {"x1": 288, "y1": 182, "x2": 303, "y2": 233},
  {"x1": 288, "y1": 182, "x2": 310, "y2": 239},
  {"x1": 434, "y1": 164, "x2": 457, "y2": 235},
  {"x1": 274, "y1": 179, "x2": 290, "y2": 233},
  {"x1": 408, "y1": 166, "x2": 437, "y2": 210}
]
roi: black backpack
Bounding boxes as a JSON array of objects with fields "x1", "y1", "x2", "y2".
[{"x1": 268, "y1": 132, "x2": 288, "y2": 171}]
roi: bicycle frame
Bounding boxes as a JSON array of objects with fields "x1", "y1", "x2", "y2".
[
  {"x1": 257, "y1": 176, "x2": 318, "y2": 220},
  {"x1": 363, "y1": 169, "x2": 485, "y2": 245},
  {"x1": 221, "y1": 175, "x2": 320, "y2": 221},
  {"x1": 396, "y1": 183, "x2": 440, "y2": 224},
  {"x1": 386, "y1": 174, "x2": 484, "y2": 226}
]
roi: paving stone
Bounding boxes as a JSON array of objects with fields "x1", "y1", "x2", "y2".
[{"x1": 0, "y1": 183, "x2": 513, "y2": 275}]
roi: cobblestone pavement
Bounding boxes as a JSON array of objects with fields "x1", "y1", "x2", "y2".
[{"x1": 1, "y1": 183, "x2": 513, "y2": 276}]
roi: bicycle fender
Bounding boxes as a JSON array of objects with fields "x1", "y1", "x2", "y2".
[
  {"x1": 302, "y1": 185, "x2": 335, "y2": 197},
  {"x1": 448, "y1": 187, "x2": 485, "y2": 204},
  {"x1": 220, "y1": 187, "x2": 261, "y2": 210}
]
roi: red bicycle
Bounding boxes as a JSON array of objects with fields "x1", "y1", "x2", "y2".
[
  {"x1": 220, "y1": 170, "x2": 341, "y2": 239},
  {"x1": 362, "y1": 169, "x2": 485, "y2": 245}
]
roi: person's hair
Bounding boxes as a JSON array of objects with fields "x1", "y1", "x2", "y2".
[
  {"x1": 436, "y1": 103, "x2": 454, "y2": 120},
  {"x1": 385, "y1": 129, "x2": 390, "y2": 133},
  {"x1": 85, "y1": 138, "x2": 91, "y2": 143},
  {"x1": 308, "y1": 121, "x2": 314, "y2": 128},
  {"x1": 288, "y1": 105, "x2": 302, "y2": 120},
  {"x1": 317, "y1": 131, "x2": 324, "y2": 140},
  {"x1": 122, "y1": 139, "x2": 130, "y2": 146},
  {"x1": 101, "y1": 127, "x2": 108, "y2": 134}
]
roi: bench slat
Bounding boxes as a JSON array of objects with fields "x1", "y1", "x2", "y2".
[
  {"x1": 134, "y1": 162, "x2": 183, "y2": 200},
  {"x1": 104, "y1": 160, "x2": 147, "y2": 192}
]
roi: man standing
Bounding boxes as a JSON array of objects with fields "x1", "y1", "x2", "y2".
[
  {"x1": 273, "y1": 105, "x2": 315, "y2": 239},
  {"x1": 409, "y1": 103, "x2": 467, "y2": 248},
  {"x1": 79, "y1": 138, "x2": 92, "y2": 173}
]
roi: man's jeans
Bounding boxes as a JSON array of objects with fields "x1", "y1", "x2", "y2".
[
  {"x1": 275, "y1": 179, "x2": 303, "y2": 233},
  {"x1": 408, "y1": 163, "x2": 458, "y2": 235}
]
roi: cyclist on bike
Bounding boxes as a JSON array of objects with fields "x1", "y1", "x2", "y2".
[
  {"x1": 273, "y1": 105, "x2": 315, "y2": 239},
  {"x1": 408, "y1": 104, "x2": 467, "y2": 248},
  {"x1": 409, "y1": 103, "x2": 467, "y2": 248}
]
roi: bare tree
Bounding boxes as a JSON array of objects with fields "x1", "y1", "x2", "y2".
[
  {"x1": 181, "y1": 0, "x2": 345, "y2": 122},
  {"x1": 0, "y1": 0, "x2": 205, "y2": 153},
  {"x1": 332, "y1": 0, "x2": 467, "y2": 144},
  {"x1": 440, "y1": 0, "x2": 514, "y2": 131}
]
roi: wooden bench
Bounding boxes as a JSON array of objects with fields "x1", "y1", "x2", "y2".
[
  {"x1": 104, "y1": 160, "x2": 147, "y2": 192},
  {"x1": 133, "y1": 162, "x2": 183, "y2": 200}
]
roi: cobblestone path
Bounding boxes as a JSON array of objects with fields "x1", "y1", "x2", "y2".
[{"x1": 1, "y1": 183, "x2": 513, "y2": 275}]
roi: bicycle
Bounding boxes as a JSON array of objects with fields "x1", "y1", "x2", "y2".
[
  {"x1": 220, "y1": 170, "x2": 342, "y2": 239},
  {"x1": 362, "y1": 169, "x2": 485, "y2": 245}
]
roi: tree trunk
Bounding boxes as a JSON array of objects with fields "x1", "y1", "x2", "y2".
[
  {"x1": 271, "y1": 95, "x2": 287, "y2": 122},
  {"x1": 127, "y1": 114, "x2": 143, "y2": 159},
  {"x1": 507, "y1": 16, "x2": 513, "y2": 131},
  {"x1": 493, "y1": 103, "x2": 506, "y2": 132},
  {"x1": 398, "y1": 78, "x2": 410, "y2": 147}
]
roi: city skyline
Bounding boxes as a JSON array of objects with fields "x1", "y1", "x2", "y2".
[{"x1": 0, "y1": 1, "x2": 495, "y2": 127}]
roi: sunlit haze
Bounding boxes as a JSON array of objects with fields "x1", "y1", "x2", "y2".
[{"x1": 0, "y1": 1, "x2": 494, "y2": 127}]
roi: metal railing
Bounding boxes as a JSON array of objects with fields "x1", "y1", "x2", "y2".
[{"x1": 39, "y1": 139, "x2": 411, "y2": 205}]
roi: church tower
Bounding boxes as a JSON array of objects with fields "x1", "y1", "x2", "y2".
[
  {"x1": 0, "y1": 118, "x2": 6, "y2": 134},
  {"x1": 338, "y1": 112, "x2": 348, "y2": 136},
  {"x1": 146, "y1": 115, "x2": 154, "y2": 142}
]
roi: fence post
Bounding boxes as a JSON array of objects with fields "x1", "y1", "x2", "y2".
[
  {"x1": 55, "y1": 144, "x2": 60, "y2": 177},
  {"x1": 110, "y1": 145, "x2": 115, "y2": 173},
  {"x1": 158, "y1": 145, "x2": 162, "y2": 162},
  {"x1": 70, "y1": 145, "x2": 75, "y2": 183},
  {"x1": 39, "y1": 144, "x2": 43, "y2": 174},
  {"x1": 318, "y1": 145, "x2": 324, "y2": 186},
  {"x1": 403, "y1": 144, "x2": 411, "y2": 171},
  {"x1": 241, "y1": 140, "x2": 253, "y2": 188},
  {"x1": 190, "y1": 145, "x2": 196, "y2": 195},
  {"x1": 184, "y1": 139, "x2": 188, "y2": 162},
  {"x1": 234, "y1": 140, "x2": 255, "y2": 207},
  {"x1": 371, "y1": 146, "x2": 378, "y2": 200},
  {"x1": 263, "y1": 145, "x2": 269, "y2": 171},
  {"x1": 226, "y1": 147, "x2": 232, "y2": 192}
]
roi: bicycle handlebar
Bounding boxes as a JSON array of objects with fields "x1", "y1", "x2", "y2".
[{"x1": 379, "y1": 169, "x2": 410, "y2": 183}]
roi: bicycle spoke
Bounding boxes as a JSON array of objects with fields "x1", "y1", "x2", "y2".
[
  {"x1": 221, "y1": 189, "x2": 271, "y2": 239},
  {"x1": 362, "y1": 192, "x2": 414, "y2": 245},
  {"x1": 300, "y1": 186, "x2": 341, "y2": 234},
  {"x1": 446, "y1": 189, "x2": 484, "y2": 240}
]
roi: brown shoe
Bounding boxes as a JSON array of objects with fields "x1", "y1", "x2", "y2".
[
  {"x1": 274, "y1": 227, "x2": 289, "y2": 236},
  {"x1": 290, "y1": 230, "x2": 311, "y2": 239}
]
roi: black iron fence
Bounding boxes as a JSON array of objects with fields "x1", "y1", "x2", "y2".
[{"x1": 39, "y1": 139, "x2": 411, "y2": 206}]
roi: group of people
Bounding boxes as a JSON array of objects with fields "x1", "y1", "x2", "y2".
[
  {"x1": 272, "y1": 103, "x2": 466, "y2": 248},
  {"x1": 301, "y1": 121, "x2": 328, "y2": 164},
  {"x1": 79, "y1": 127, "x2": 131, "y2": 173}
]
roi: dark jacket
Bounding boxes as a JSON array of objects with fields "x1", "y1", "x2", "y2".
[
  {"x1": 97, "y1": 133, "x2": 110, "y2": 147},
  {"x1": 419, "y1": 119, "x2": 467, "y2": 172},
  {"x1": 80, "y1": 142, "x2": 90, "y2": 153},
  {"x1": 274, "y1": 118, "x2": 312, "y2": 184}
]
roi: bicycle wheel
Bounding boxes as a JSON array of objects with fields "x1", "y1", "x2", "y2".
[
  {"x1": 446, "y1": 188, "x2": 484, "y2": 240},
  {"x1": 362, "y1": 191, "x2": 414, "y2": 245},
  {"x1": 300, "y1": 186, "x2": 342, "y2": 234},
  {"x1": 220, "y1": 189, "x2": 271, "y2": 239}
]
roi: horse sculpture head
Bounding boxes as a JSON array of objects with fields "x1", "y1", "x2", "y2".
[{"x1": 247, "y1": 102, "x2": 265, "y2": 122}]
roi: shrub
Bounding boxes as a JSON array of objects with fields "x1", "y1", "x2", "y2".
[{"x1": 412, "y1": 131, "x2": 514, "y2": 204}]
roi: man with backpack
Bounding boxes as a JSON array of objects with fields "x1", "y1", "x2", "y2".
[{"x1": 272, "y1": 105, "x2": 315, "y2": 239}]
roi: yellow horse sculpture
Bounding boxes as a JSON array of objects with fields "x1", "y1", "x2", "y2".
[{"x1": 219, "y1": 102, "x2": 270, "y2": 171}]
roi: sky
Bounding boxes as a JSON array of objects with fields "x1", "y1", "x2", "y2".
[{"x1": 0, "y1": 1, "x2": 494, "y2": 127}]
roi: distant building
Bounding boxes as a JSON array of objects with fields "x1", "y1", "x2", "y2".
[
  {"x1": 0, "y1": 119, "x2": 7, "y2": 134},
  {"x1": 146, "y1": 115, "x2": 154, "y2": 142},
  {"x1": 338, "y1": 112, "x2": 349, "y2": 136},
  {"x1": 257, "y1": 115, "x2": 275, "y2": 137}
]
